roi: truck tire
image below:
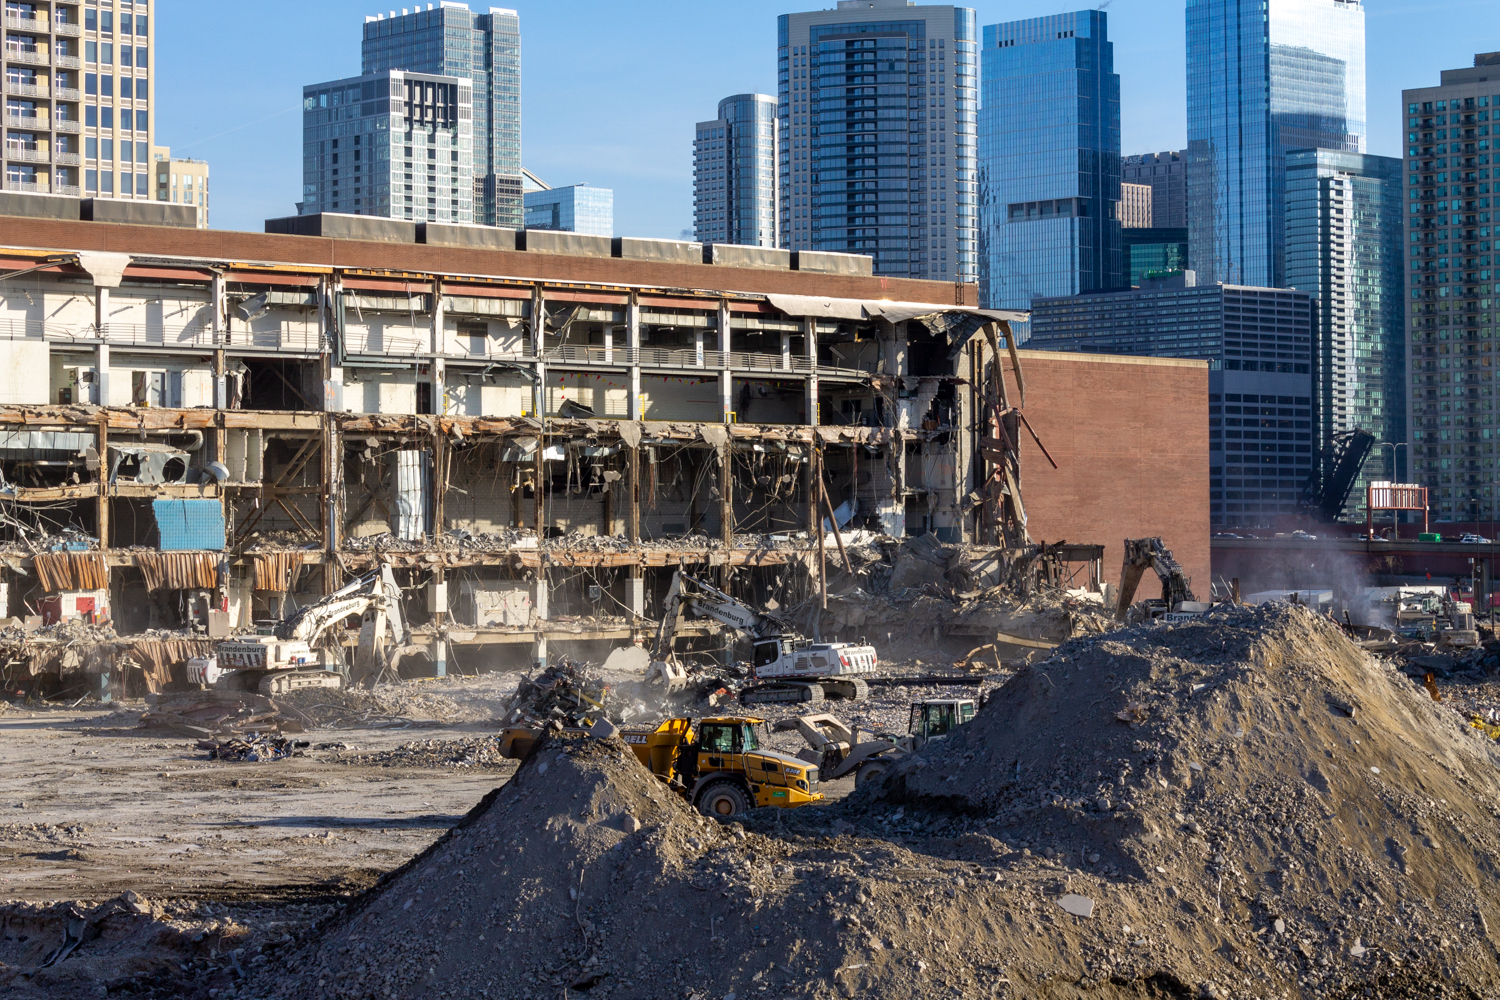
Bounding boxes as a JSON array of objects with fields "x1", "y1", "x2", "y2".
[
  {"x1": 855, "y1": 761, "x2": 889, "y2": 788},
  {"x1": 696, "y1": 781, "x2": 752, "y2": 818}
]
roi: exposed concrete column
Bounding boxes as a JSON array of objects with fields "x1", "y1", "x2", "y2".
[
  {"x1": 603, "y1": 323, "x2": 613, "y2": 365},
  {"x1": 94, "y1": 287, "x2": 110, "y2": 406},
  {"x1": 627, "y1": 571, "x2": 644, "y2": 620},
  {"x1": 720, "y1": 438, "x2": 733, "y2": 588},
  {"x1": 803, "y1": 316, "x2": 818, "y2": 425},
  {"x1": 430, "y1": 277, "x2": 445, "y2": 415},
  {"x1": 533, "y1": 570, "x2": 549, "y2": 669},
  {"x1": 719, "y1": 299, "x2": 732, "y2": 422},
  {"x1": 79, "y1": 252, "x2": 128, "y2": 405},
  {"x1": 627, "y1": 293, "x2": 642, "y2": 420},
  {"x1": 212, "y1": 273, "x2": 229, "y2": 409},
  {"x1": 781, "y1": 333, "x2": 791, "y2": 372},
  {"x1": 534, "y1": 360, "x2": 547, "y2": 421}
]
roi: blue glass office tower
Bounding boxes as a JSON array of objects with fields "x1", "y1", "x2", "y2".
[
  {"x1": 362, "y1": 5, "x2": 522, "y2": 228},
  {"x1": 978, "y1": 11, "x2": 1122, "y2": 312},
  {"x1": 1186, "y1": 0, "x2": 1365, "y2": 288},
  {"x1": 778, "y1": 0, "x2": 978, "y2": 282},
  {"x1": 695, "y1": 94, "x2": 778, "y2": 247},
  {"x1": 523, "y1": 184, "x2": 613, "y2": 237},
  {"x1": 1285, "y1": 149, "x2": 1405, "y2": 518}
]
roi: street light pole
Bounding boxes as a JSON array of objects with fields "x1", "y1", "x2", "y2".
[{"x1": 1376, "y1": 442, "x2": 1408, "y2": 540}]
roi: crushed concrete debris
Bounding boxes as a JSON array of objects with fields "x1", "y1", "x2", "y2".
[
  {"x1": 499, "y1": 657, "x2": 606, "y2": 726},
  {"x1": 278, "y1": 684, "x2": 484, "y2": 728},
  {"x1": 199, "y1": 734, "x2": 310, "y2": 762},
  {"x1": 326, "y1": 735, "x2": 520, "y2": 770},
  {"x1": 239, "y1": 604, "x2": 1500, "y2": 1000},
  {"x1": 138, "y1": 691, "x2": 313, "y2": 738}
]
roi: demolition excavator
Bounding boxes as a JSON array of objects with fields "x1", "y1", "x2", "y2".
[
  {"x1": 189, "y1": 565, "x2": 417, "y2": 695},
  {"x1": 651, "y1": 571, "x2": 877, "y2": 705},
  {"x1": 1114, "y1": 537, "x2": 1197, "y2": 621}
]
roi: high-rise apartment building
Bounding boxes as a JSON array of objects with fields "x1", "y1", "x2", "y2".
[
  {"x1": 1030, "y1": 276, "x2": 1316, "y2": 528},
  {"x1": 152, "y1": 146, "x2": 208, "y2": 228},
  {"x1": 523, "y1": 183, "x2": 613, "y2": 236},
  {"x1": 300, "y1": 70, "x2": 473, "y2": 223},
  {"x1": 1119, "y1": 182, "x2": 1151, "y2": 229},
  {"x1": 1, "y1": 1, "x2": 154, "y2": 199},
  {"x1": 1122, "y1": 150, "x2": 1187, "y2": 228},
  {"x1": 1402, "y1": 53, "x2": 1500, "y2": 523},
  {"x1": 1285, "y1": 149, "x2": 1404, "y2": 518},
  {"x1": 778, "y1": 0, "x2": 978, "y2": 282},
  {"x1": 694, "y1": 94, "x2": 777, "y2": 248},
  {"x1": 978, "y1": 10, "x2": 1122, "y2": 312},
  {"x1": 1186, "y1": 0, "x2": 1365, "y2": 287},
  {"x1": 362, "y1": 4, "x2": 520, "y2": 227}
]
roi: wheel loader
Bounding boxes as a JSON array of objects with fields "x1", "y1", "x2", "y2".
[
  {"x1": 794, "y1": 698, "x2": 977, "y2": 788},
  {"x1": 498, "y1": 714, "x2": 823, "y2": 818}
]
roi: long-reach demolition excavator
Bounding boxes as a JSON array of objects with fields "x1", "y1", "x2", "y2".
[
  {"x1": 1114, "y1": 537, "x2": 1199, "y2": 622},
  {"x1": 188, "y1": 565, "x2": 416, "y2": 695},
  {"x1": 651, "y1": 571, "x2": 877, "y2": 705}
]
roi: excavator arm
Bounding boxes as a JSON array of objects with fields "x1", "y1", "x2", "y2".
[
  {"x1": 1114, "y1": 537, "x2": 1195, "y2": 620},
  {"x1": 648, "y1": 572, "x2": 797, "y2": 691}
]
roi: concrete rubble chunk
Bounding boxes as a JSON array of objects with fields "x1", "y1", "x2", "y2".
[{"x1": 1057, "y1": 893, "x2": 1094, "y2": 918}]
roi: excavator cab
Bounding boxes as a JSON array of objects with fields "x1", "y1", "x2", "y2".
[
  {"x1": 752, "y1": 639, "x2": 783, "y2": 669},
  {"x1": 909, "y1": 699, "x2": 977, "y2": 742}
]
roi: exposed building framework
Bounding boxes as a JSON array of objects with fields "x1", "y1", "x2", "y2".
[{"x1": 0, "y1": 216, "x2": 1035, "y2": 695}]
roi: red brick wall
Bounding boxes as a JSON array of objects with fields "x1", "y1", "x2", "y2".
[{"x1": 1014, "y1": 349, "x2": 1211, "y2": 595}]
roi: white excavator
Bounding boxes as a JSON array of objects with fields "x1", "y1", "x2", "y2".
[
  {"x1": 650, "y1": 571, "x2": 877, "y2": 705},
  {"x1": 188, "y1": 565, "x2": 415, "y2": 696}
]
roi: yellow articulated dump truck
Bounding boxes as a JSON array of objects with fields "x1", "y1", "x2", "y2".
[{"x1": 622, "y1": 716, "x2": 822, "y2": 818}]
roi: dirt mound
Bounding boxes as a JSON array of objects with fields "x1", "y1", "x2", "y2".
[
  {"x1": 879, "y1": 603, "x2": 1500, "y2": 995},
  {"x1": 280, "y1": 684, "x2": 482, "y2": 727},
  {"x1": 0, "y1": 894, "x2": 330, "y2": 999},
  {"x1": 242, "y1": 605, "x2": 1500, "y2": 1000}
]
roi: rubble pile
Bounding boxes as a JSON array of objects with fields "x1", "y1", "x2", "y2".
[
  {"x1": 345, "y1": 528, "x2": 537, "y2": 553},
  {"x1": 199, "y1": 734, "x2": 310, "y2": 762},
  {"x1": 0, "y1": 894, "x2": 332, "y2": 999},
  {"x1": 876, "y1": 603, "x2": 1500, "y2": 996},
  {"x1": 239, "y1": 604, "x2": 1500, "y2": 1000},
  {"x1": 327, "y1": 735, "x2": 520, "y2": 770},
  {"x1": 138, "y1": 691, "x2": 314, "y2": 738},
  {"x1": 498, "y1": 657, "x2": 607, "y2": 726},
  {"x1": 279, "y1": 683, "x2": 483, "y2": 727}
]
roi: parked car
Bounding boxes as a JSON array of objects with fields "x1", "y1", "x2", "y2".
[
  {"x1": 1213, "y1": 532, "x2": 1242, "y2": 539},
  {"x1": 1289, "y1": 530, "x2": 1318, "y2": 540},
  {"x1": 1459, "y1": 533, "x2": 1492, "y2": 544}
]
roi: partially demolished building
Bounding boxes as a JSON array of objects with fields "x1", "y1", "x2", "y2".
[{"x1": 0, "y1": 204, "x2": 1208, "y2": 696}]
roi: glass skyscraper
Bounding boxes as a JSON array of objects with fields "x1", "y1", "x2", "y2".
[
  {"x1": 778, "y1": 0, "x2": 978, "y2": 282},
  {"x1": 695, "y1": 94, "x2": 778, "y2": 248},
  {"x1": 1403, "y1": 53, "x2": 1500, "y2": 523},
  {"x1": 362, "y1": 5, "x2": 521, "y2": 228},
  {"x1": 978, "y1": 10, "x2": 1122, "y2": 312},
  {"x1": 1186, "y1": 0, "x2": 1365, "y2": 288},
  {"x1": 1285, "y1": 149, "x2": 1404, "y2": 518},
  {"x1": 523, "y1": 183, "x2": 614, "y2": 237}
]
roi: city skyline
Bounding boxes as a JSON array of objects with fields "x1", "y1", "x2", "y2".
[{"x1": 152, "y1": 0, "x2": 1495, "y2": 238}]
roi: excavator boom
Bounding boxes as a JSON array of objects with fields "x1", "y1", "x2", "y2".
[{"x1": 1114, "y1": 537, "x2": 1195, "y2": 620}]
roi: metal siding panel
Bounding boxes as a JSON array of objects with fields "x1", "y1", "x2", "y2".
[{"x1": 153, "y1": 499, "x2": 227, "y2": 551}]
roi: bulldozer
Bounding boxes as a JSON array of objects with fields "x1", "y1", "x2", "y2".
[
  {"x1": 794, "y1": 698, "x2": 978, "y2": 788},
  {"x1": 499, "y1": 714, "x2": 824, "y2": 818}
]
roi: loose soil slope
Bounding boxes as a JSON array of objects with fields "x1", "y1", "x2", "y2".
[
  {"x1": 255, "y1": 605, "x2": 1500, "y2": 1000},
  {"x1": 885, "y1": 602, "x2": 1500, "y2": 994}
]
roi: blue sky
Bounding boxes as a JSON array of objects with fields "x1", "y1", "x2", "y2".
[{"x1": 156, "y1": 0, "x2": 1499, "y2": 237}]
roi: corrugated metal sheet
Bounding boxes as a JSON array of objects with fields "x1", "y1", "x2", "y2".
[
  {"x1": 136, "y1": 552, "x2": 219, "y2": 591},
  {"x1": 253, "y1": 551, "x2": 308, "y2": 592},
  {"x1": 153, "y1": 499, "x2": 226, "y2": 551},
  {"x1": 34, "y1": 552, "x2": 107, "y2": 592},
  {"x1": 395, "y1": 450, "x2": 429, "y2": 542}
]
